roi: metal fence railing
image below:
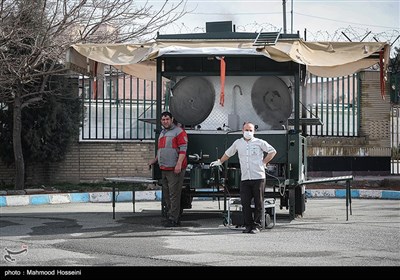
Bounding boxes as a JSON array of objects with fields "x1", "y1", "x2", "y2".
[
  {"x1": 79, "y1": 69, "x2": 362, "y2": 141},
  {"x1": 79, "y1": 67, "x2": 163, "y2": 140},
  {"x1": 302, "y1": 74, "x2": 359, "y2": 137},
  {"x1": 390, "y1": 72, "x2": 400, "y2": 104},
  {"x1": 78, "y1": 68, "x2": 400, "y2": 175}
]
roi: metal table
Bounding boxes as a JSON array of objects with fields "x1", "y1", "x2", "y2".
[
  {"x1": 300, "y1": 175, "x2": 353, "y2": 221},
  {"x1": 104, "y1": 177, "x2": 158, "y2": 219}
]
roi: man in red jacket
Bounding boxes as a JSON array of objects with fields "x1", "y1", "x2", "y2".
[{"x1": 149, "y1": 111, "x2": 188, "y2": 227}]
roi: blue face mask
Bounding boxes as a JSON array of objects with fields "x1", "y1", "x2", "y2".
[{"x1": 243, "y1": 131, "x2": 254, "y2": 140}]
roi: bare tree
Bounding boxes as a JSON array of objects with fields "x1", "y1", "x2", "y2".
[{"x1": 0, "y1": 0, "x2": 187, "y2": 189}]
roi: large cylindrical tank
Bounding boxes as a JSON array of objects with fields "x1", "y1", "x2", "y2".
[
  {"x1": 226, "y1": 167, "x2": 241, "y2": 191},
  {"x1": 190, "y1": 166, "x2": 211, "y2": 188}
]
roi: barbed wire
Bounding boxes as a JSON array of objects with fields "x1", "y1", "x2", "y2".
[{"x1": 160, "y1": 22, "x2": 400, "y2": 57}]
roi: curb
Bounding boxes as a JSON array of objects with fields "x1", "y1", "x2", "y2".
[
  {"x1": 0, "y1": 189, "x2": 399, "y2": 207},
  {"x1": 305, "y1": 189, "x2": 400, "y2": 200}
]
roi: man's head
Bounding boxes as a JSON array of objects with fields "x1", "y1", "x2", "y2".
[
  {"x1": 161, "y1": 111, "x2": 174, "y2": 129},
  {"x1": 242, "y1": 122, "x2": 255, "y2": 140}
]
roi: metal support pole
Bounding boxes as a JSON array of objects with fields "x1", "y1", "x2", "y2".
[
  {"x1": 112, "y1": 185, "x2": 116, "y2": 219},
  {"x1": 349, "y1": 185, "x2": 352, "y2": 216},
  {"x1": 346, "y1": 183, "x2": 349, "y2": 221},
  {"x1": 261, "y1": 199, "x2": 266, "y2": 230},
  {"x1": 227, "y1": 199, "x2": 231, "y2": 226},
  {"x1": 132, "y1": 190, "x2": 136, "y2": 213},
  {"x1": 345, "y1": 179, "x2": 353, "y2": 221},
  {"x1": 347, "y1": 180, "x2": 352, "y2": 216},
  {"x1": 273, "y1": 201, "x2": 276, "y2": 227},
  {"x1": 223, "y1": 187, "x2": 227, "y2": 214},
  {"x1": 289, "y1": 187, "x2": 296, "y2": 220},
  {"x1": 161, "y1": 186, "x2": 166, "y2": 217}
]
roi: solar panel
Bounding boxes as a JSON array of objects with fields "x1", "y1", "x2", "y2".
[{"x1": 253, "y1": 29, "x2": 281, "y2": 47}]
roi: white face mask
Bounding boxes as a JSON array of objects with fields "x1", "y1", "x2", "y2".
[{"x1": 243, "y1": 131, "x2": 254, "y2": 140}]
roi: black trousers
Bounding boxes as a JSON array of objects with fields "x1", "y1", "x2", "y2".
[{"x1": 240, "y1": 179, "x2": 265, "y2": 228}]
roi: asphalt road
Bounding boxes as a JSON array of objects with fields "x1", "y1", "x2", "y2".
[{"x1": 1, "y1": 198, "x2": 399, "y2": 271}]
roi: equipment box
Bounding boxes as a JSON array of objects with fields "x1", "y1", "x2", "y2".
[{"x1": 226, "y1": 198, "x2": 276, "y2": 229}]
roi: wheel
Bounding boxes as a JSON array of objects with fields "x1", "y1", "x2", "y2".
[{"x1": 264, "y1": 213, "x2": 272, "y2": 228}]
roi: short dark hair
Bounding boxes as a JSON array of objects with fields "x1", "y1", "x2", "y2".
[
  {"x1": 243, "y1": 121, "x2": 254, "y2": 127},
  {"x1": 161, "y1": 111, "x2": 173, "y2": 119}
]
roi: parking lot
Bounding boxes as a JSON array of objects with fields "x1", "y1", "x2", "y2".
[{"x1": 1, "y1": 198, "x2": 399, "y2": 268}]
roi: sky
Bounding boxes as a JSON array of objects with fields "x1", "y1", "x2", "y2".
[{"x1": 153, "y1": 0, "x2": 400, "y2": 56}]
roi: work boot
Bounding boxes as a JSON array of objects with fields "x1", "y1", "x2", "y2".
[
  {"x1": 250, "y1": 228, "x2": 260, "y2": 234},
  {"x1": 253, "y1": 222, "x2": 263, "y2": 231},
  {"x1": 164, "y1": 219, "x2": 179, "y2": 227},
  {"x1": 242, "y1": 226, "x2": 252, "y2": 233}
]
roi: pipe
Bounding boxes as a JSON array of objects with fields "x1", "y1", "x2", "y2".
[
  {"x1": 282, "y1": 0, "x2": 287, "y2": 34},
  {"x1": 232, "y1": 85, "x2": 243, "y2": 114},
  {"x1": 291, "y1": 0, "x2": 293, "y2": 34}
]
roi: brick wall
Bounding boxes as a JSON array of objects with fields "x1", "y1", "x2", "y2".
[{"x1": 0, "y1": 140, "x2": 155, "y2": 185}]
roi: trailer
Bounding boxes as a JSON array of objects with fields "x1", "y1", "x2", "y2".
[
  {"x1": 67, "y1": 21, "x2": 389, "y2": 222},
  {"x1": 152, "y1": 22, "x2": 360, "y2": 221}
]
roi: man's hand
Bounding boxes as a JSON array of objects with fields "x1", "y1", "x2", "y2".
[
  {"x1": 210, "y1": 159, "x2": 222, "y2": 167},
  {"x1": 148, "y1": 159, "x2": 157, "y2": 170}
]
